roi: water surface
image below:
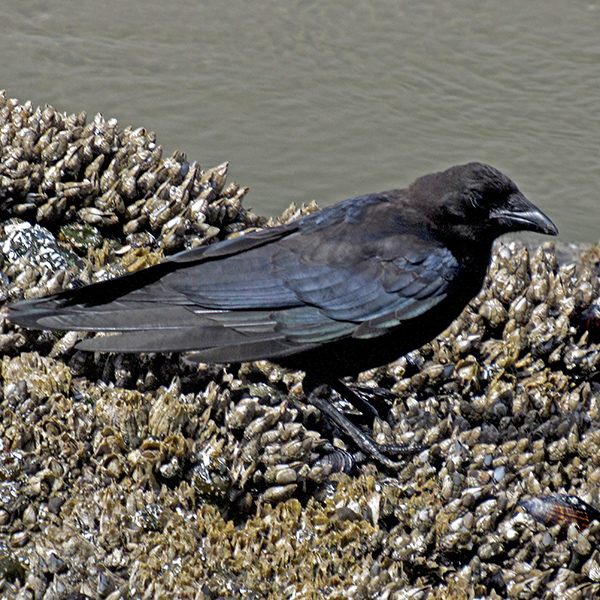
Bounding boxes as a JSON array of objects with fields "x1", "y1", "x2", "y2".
[{"x1": 2, "y1": 0, "x2": 599, "y2": 242}]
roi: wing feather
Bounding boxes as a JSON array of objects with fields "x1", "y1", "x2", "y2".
[{"x1": 8, "y1": 193, "x2": 462, "y2": 359}]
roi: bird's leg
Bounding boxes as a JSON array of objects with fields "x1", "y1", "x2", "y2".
[
  {"x1": 331, "y1": 379, "x2": 395, "y2": 423},
  {"x1": 306, "y1": 384, "x2": 424, "y2": 470},
  {"x1": 332, "y1": 379, "x2": 425, "y2": 458}
]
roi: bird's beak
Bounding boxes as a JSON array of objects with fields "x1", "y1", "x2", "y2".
[{"x1": 492, "y1": 192, "x2": 559, "y2": 236}]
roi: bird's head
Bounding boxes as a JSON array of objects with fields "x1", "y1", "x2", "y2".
[{"x1": 409, "y1": 162, "x2": 558, "y2": 250}]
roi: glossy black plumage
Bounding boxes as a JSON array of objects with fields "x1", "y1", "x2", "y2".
[
  {"x1": 8, "y1": 162, "x2": 557, "y2": 464},
  {"x1": 8, "y1": 162, "x2": 557, "y2": 374}
]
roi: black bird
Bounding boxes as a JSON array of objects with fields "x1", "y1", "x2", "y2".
[{"x1": 8, "y1": 162, "x2": 558, "y2": 466}]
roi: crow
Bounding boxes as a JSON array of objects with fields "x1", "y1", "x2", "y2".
[{"x1": 7, "y1": 162, "x2": 558, "y2": 466}]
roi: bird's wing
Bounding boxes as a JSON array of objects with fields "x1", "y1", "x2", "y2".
[
  {"x1": 8, "y1": 195, "x2": 461, "y2": 361},
  {"x1": 8, "y1": 222, "x2": 302, "y2": 328}
]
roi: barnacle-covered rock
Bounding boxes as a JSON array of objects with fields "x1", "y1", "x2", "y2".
[
  {"x1": 3, "y1": 93, "x2": 600, "y2": 599},
  {"x1": 0, "y1": 92, "x2": 264, "y2": 263}
]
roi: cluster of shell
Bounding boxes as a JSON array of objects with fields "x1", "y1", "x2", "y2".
[
  {"x1": 1, "y1": 94, "x2": 600, "y2": 599},
  {"x1": 0, "y1": 90, "x2": 263, "y2": 264}
]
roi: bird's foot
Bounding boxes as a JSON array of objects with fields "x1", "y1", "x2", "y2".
[{"x1": 306, "y1": 387, "x2": 424, "y2": 470}]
